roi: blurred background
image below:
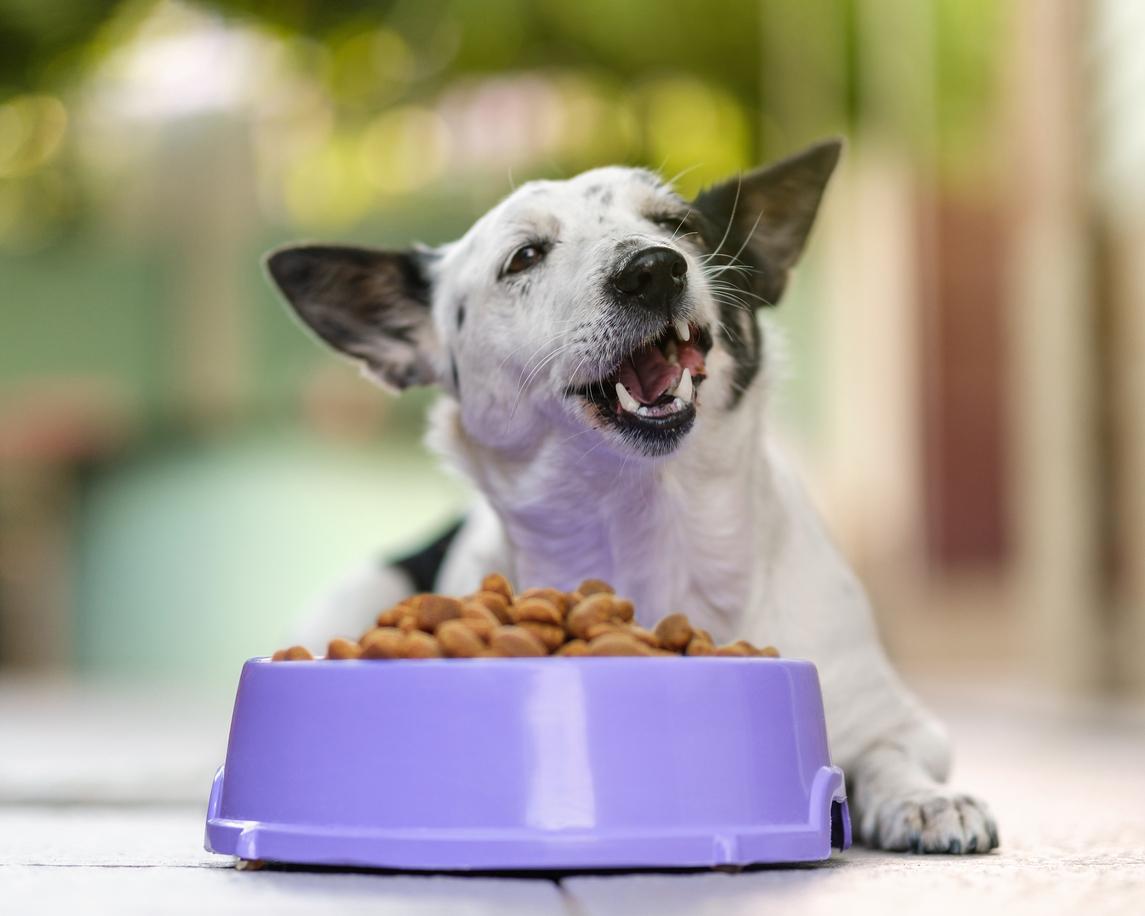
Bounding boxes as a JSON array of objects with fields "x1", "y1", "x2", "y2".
[{"x1": 1, "y1": 0, "x2": 1142, "y2": 700}]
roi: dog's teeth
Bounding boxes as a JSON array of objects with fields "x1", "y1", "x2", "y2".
[
  {"x1": 615, "y1": 382, "x2": 640, "y2": 413},
  {"x1": 676, "y1": 368, "x2": 693, "y2": 403},
  {"x1": 664, "y1": 338, "x2": 679, "y2": 365},
  {"x1": 674, "y1": 319, "x2": 691, "y2": 342}
]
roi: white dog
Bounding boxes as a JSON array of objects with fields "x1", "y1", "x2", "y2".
[{"x1": 267, "y1": 139, "x2": 998, "y2": 854}]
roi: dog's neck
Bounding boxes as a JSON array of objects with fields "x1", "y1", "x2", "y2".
[{"x1": 430, "y1": 384, "x2": 775, "y2": 637}]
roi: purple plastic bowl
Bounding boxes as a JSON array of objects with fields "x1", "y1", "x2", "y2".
[{"x1": 204, "y1": 656, "x2": 850, "y2": 870}]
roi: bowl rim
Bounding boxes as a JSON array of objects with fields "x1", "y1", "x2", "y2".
[{"x1": 250, "y1": 654, "x2": 807, "y2": 667}]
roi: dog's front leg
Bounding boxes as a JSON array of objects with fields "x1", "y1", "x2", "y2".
[
  {"x1": 760, "y1": 452, "x2": 999, "y2": 853},
  {"x1": 814, "y1": 626, "x2": 1000, "y2": 853},
  {"x1": 846, "y1": 719, "x2": 999, "y2": 854}
]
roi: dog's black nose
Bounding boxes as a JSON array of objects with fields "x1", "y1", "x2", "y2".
[{"x1": 611, "y1": 246, "x2": 687, "y2": 312}]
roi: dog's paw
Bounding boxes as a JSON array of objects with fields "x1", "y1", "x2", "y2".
[{"x1": 870, "y1": 791, "x2": 999, "y2": 854}]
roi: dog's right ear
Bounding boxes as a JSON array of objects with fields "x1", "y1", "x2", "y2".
[{"x1": 265, "y1": 244, "x2": 440, "y2": 391}]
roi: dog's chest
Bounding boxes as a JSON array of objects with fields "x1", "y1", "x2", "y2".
[
  {"x1": 497, "y1": 464, "x2": 759, "y2": 641},
  {"x1": 432, "y1": 398, "x2": 770, "y2": 642}
]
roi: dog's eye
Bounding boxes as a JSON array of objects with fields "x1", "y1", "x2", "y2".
[{"x1": 504, "y1": 244, "x2": 546, "y2": 276}]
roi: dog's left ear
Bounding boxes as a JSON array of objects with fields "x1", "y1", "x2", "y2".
[
  {"x1": 692, "y1": 138, "x2": 842, "y2": 304},
  {"x1": 266, "y1": 244, "x2": 441, "y2": 391}
]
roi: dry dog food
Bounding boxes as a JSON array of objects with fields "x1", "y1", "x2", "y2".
[{"x1": 272, "y1": 574, "x2": 780, "y2": 661}]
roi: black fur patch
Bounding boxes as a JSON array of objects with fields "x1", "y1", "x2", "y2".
[
  {"x1": 689, "y1": 210, "x2": 765, "y2": 409},
  {"x1": 391, "y1": 520, "x2": 464, "y2": 592},
  {"x1": 456, "y1": 298, "x2": 466, "y2": 329},
  {"x1": 718, "y1": 296, "x2": 762, "y2": 407}
]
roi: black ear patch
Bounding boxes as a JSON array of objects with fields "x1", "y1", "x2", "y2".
[
  {"x1": 266, "y1": 244, "x2": 440, "y2": 391},
  {"x1": 692, "y1": 138, "x2": 842, "y2": 305}
]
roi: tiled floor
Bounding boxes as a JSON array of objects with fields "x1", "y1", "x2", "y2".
[{"x1": 1, "y1": 676, "x2": 1142, "y2": 915}]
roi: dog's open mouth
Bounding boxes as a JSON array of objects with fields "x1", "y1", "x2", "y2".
[{"x1": 569, "y1": 319, "x2": 712, "y2": 450}]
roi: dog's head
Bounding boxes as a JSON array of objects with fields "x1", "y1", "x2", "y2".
[{"x1": 267, "y1": 140, "x2": 840, "y2": 459}]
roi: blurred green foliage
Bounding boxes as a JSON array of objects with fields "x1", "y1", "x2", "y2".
[
  {"x1": 0, "y1": 0, "x2": 113, "y2": 92},
  {"x1": 2, "y1": 0, "x2": 765, "y2": 103}
]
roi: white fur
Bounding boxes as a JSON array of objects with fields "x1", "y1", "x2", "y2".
[{"x1": 294, "y1": 165, "x2": 997, "y2": 853}]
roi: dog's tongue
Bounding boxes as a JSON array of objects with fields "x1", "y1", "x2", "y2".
[{"x1": 617, "y1": 341, "x2": 682, "y2": 405}]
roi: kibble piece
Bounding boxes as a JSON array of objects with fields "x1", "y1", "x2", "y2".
[
  {"x1": 612, "y1": 598, "x2": 635, "y2": 622},
  {"x1": 585, "y1": 620, "x2": 622, "y2": 640},
  {"x1": 471, "y1": 590, "x2": 512, "y2": 623},
  {"x1": 510, "y1": 596, "x2": 563, "y2": 626},
  {"x1": 624, "y1": 624, "x2": 661, "y2": 649},
  {"x1": 398, "y1": 614, "x2": 420, "y2": 633},
  {"x1": 458, "y1": 619, "x2": 496, "y2": 641},
  {"x1": 685, "y1": 635, "x2": 716, "y2": 656},
  {"x1": 404, "y1": 630, "x2": 443, "y2": 658},
  {"x1": 715, "y1": 642, "x2": 754, "y2": 657},
  {"x1": 517, "y1": 588, "x2": 570, "y2": 615},
  {"x1": 760, "y1": 645, "x2": 780, "y2": 658},
  {"x1": 653, "y1": 613, "x2": 694, "y2": 652},
  {"x1": 361, "y1": 627, "x2": 406, "y2": 659},
  {"x1": 489, "y1": 625, "x2": 547, "y2": 657},
  {"x1": 519, "y1": 621, "x2": 566, "y2": 652},
  {"x1": 375, "y1": 606, "x2": 405, "y2": 627},
  {"x1": 577, "y1": 578, "x2": 615, "y2": 596},
  {"x1": 271, "y1": 648, "x2": 288, "y2": 661},
  {"x1": 567, "y1": 593, "x2": 618, "y2": 639},
  {"x1": 437, "y1": 620, "x2": 486, "y2": 658},
  {"x1": 326, "y1": 637, "x2": 363, "y2": 660},
  {"x1": 282, "y1": 645, "x2": 313, "y2": 661},
  {"x1": 587, "y1": 632, "x2": 654, "y2": 656},
  {"x1": 556, "y1": 638, "x2": 590, "y2": 656},
  {"x1": 694, "y1": 627, "x2": 714, "y2": 644},
  {"x1": 481, "y1": 572, "x2": 514, "y2": 601},
  {"x1": 459, "y1": 602, "x2": 501, "y2": 639},
  {"x1": 415, "y1": 595, "x2": 463, "y2": 632}
]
